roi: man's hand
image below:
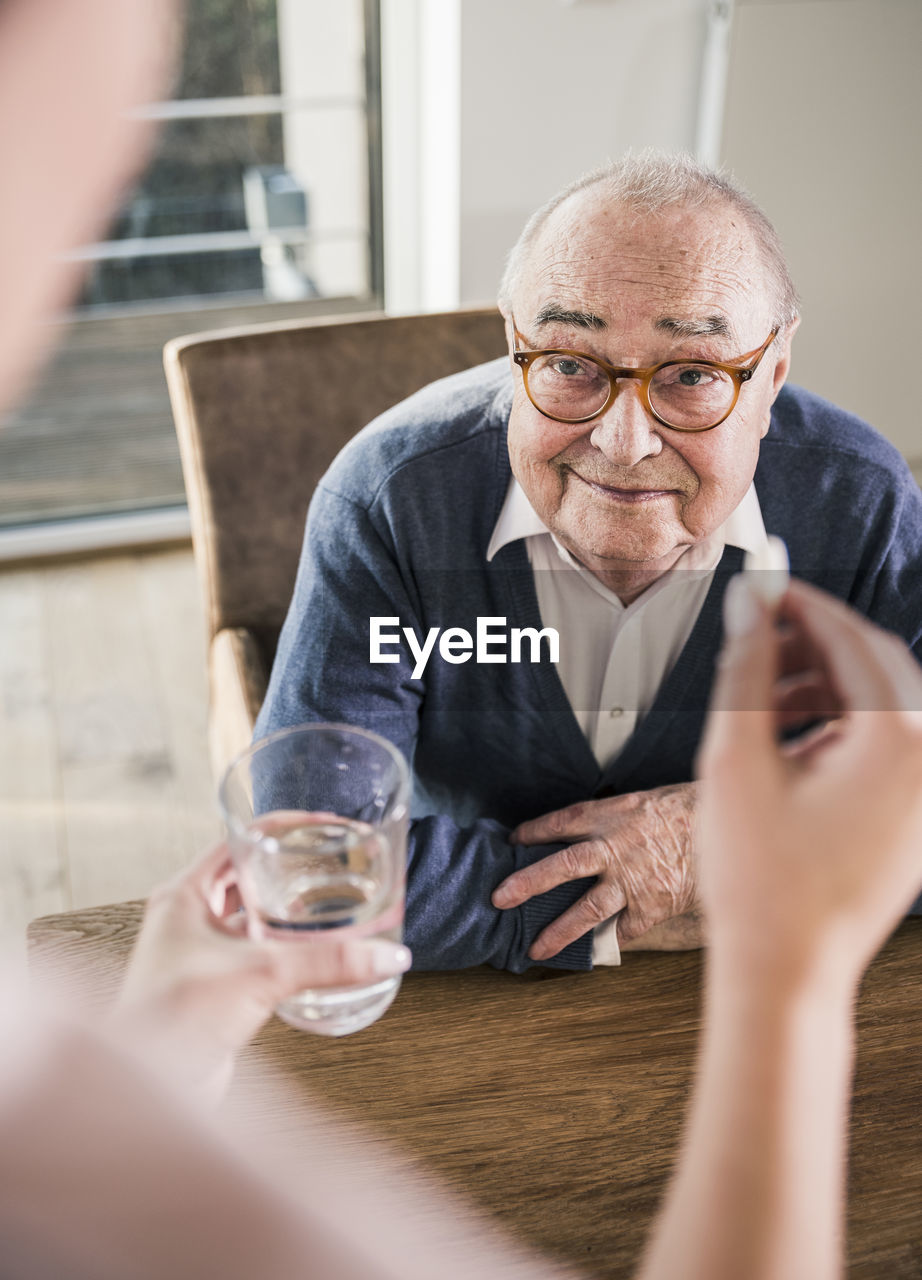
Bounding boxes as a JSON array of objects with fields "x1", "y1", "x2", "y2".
[
  {"x1": 492, "y1": 782, "x2": 698, "y2": 961},
  {"x1": 620, "y1": 909, "x2": 706, "y2": 953}
]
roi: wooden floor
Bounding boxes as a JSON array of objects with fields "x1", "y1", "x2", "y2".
[{"x1": 0, "y1": 546, "x2": 219, "y2": 968}]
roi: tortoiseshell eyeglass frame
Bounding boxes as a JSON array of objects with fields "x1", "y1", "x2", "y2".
[{"x1": 510, "y1": 318, "x2": 779, "y2": 431}]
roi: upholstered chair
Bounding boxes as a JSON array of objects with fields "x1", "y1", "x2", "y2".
[{"x1": 164, "y1": 308, "x2": 507, "y2": 777}]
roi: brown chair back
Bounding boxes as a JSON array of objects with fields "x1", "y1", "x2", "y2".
[{"x1": 164, "y1": 307, "x2": 508, "y2": 655}]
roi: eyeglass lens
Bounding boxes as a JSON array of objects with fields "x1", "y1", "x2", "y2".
[{"x1": 525, "y1": 352, "x2": 737, "y2": 429}]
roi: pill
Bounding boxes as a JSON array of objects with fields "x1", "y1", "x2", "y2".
[{"x1": 744, "y1": 535, "x2": 790, "y2": 606}]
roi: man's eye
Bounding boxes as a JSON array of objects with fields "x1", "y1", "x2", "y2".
[
  {"x1": 661, "y1": 364, "x2": 720, "y2": 390},
  {"x1": 551, "y1": 357, "x2": 586, "y2": 377},
  {"x1": 677, "y1": 367, "x2": 710, "y2": 386}
]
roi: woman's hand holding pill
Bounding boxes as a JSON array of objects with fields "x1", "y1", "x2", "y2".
[
  {"x1": 744, "y1": 539, "x2": 847, "y2": 748},
  {"x1": 641, "y1": 571, "x2": 922, "y2": 1280},
  {"x1": 743, "y1": 534, "x2": 790, "y2": 606},
  {"x1": 699, "y1": 573, "x2": 922, "y2": 987}
]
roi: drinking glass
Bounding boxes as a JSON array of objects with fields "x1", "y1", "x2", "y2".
[{"x1": 219, "y1": 723, "x2": 409, "y2": 1037}]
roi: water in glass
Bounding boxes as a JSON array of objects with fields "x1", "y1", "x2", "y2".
[{"x1": 248, "y1": 815, "x2": 404, "y2": 1037}]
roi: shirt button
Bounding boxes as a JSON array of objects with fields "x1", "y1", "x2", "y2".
[{"x1": 609, "y1": 706, "x2": 625, "y2": 718}]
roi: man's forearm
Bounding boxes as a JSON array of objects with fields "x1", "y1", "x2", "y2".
[
  {"x1": 406, "y1": 815, "x2": 595, "y2": 972},
  {"x1": 637, "y1": 956, "x2": 855, "y2": 1280}
]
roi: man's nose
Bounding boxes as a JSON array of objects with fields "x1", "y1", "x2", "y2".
[{"x1": 587, "y1": 381, "x2": 663, "y2": 465}]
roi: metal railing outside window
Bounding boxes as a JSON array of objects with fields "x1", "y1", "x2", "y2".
[{"x1": 0, "y1": 0, "x2": 382, "y2": 543}]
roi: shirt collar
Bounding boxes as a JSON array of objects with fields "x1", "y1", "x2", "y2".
[{"x1": 486, "y1": 476, "x2": 768, "y2": 563}]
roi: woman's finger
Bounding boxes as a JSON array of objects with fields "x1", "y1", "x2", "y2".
[
  {"x1": 178, "y1": 842, "x2": 235, "y2": 893},
  {"x1": 782, "y1": 580, "x2": 922, "y2": 715},
  {"x1": 772, "y1": 670, "x2": 843, "y2": 727},
  {"x1": 269, "y1": 936, "x2": 412, "y2": 992}
]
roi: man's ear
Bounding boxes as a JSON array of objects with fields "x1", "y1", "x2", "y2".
[
  {"x1": 498, "y1": 303, "x2": 516, "y2": 368},
  {"x1": 770, "y1": 315, "x2": 801, "y2": 399},
  {"x1": 758, "y1": 317, "x2": 800, "y2": 440}
]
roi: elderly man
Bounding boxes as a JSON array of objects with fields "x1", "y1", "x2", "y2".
[{"x1": 256, "y1": 152, "x2": 922, "y2": 972}]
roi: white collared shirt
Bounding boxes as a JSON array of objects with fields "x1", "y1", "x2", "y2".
[
  {"x1": 487, "y1": 478, "x2": 767, "y2": 767},
  {"x1": 486, "y1": 479, "x2": 768, "y2": 966}
]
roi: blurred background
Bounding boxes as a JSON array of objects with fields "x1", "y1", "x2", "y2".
[
  {"x1": 1, "y1": 0, "x2": 919, "y2": 946},
  {"x1": 2, "y1": 0, "x2": 919, "y2": 538}
]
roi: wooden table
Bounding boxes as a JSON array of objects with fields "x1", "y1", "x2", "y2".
[{"x1": 28, "y1": 906, "x2": 922, "y2": 1279}]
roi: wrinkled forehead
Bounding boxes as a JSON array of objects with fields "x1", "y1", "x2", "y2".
[{"x1": 518, "y1": 191, "x2": 774, "y2": 338}]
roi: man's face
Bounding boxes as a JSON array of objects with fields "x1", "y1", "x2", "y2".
[{"x1": 502, "y1": 193, "x2": 795, "y2": 581}]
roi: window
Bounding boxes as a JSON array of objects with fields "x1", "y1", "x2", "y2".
[{"x1": 0, "y1": 0, "x2": 382, "y2": 533}]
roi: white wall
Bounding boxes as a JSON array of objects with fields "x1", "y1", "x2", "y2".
[
  {"x1": 278, "y1": 0, "x2": 368, "y2": 298},
  {"x1": 381, "y1": 0, "x2": 921, "y2": 471},
  {"x1": 457, "y1": 0, "x2": 712, "y2": 303},
  {"x1": 382, "y1": 0, "x2": 714, "y2": 311},
  {"x1": 381, "y1": 0, "x2": 462, "y2": 313},
  {"x1": 720, "y1": 0, "x2": 922, "y2": 464}
]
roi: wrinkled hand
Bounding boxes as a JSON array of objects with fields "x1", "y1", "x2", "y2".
[
  {"x1": 620, "y1": 909, "x2": 706, "y2": 953},
  {"x1": 115, "y1": 843, "x2": 411, "y2": 1098},
  {"x1": 492, "y1": 783, "x2": 698, "y2": 961},
  {"x1": 699, "y1": 575, "x2": 922, "y2": 984}
]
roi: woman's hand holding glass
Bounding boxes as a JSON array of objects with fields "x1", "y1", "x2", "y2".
[{"x1": 115, "y1": 842, "x2": 411, "y2": 1100}]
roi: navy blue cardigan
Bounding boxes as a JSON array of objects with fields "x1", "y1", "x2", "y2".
[{"x1": 257, "y1": 360, "x2": 922, "y2": 972}]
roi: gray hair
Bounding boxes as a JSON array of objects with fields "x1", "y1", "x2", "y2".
[{"x1": 498, "y1": 149, "x2": 799, "y2": 328}]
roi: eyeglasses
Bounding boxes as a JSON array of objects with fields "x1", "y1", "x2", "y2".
[{"x1": 511, "y1": 318, "x2": 778, "y2": 432}]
